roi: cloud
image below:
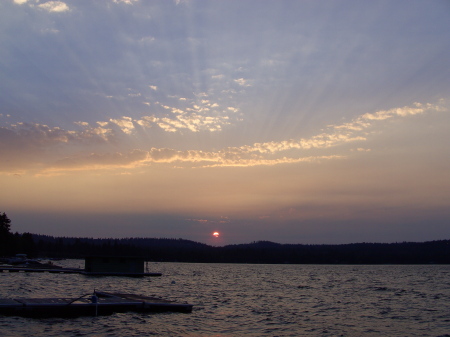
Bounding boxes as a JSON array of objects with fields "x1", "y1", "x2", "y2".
[
  {"x1": 139, "y1": 36, "x2": 156, "y2": 44},
  {"x1": 234, "y1": 78, "x2": 252, "y2": 87},
  {"x1": 38, "y1": 1, "x2": 70, "y2": 12},
  {"x1": 140, "y1": 100, "x2": 445, "y2": 168},
  {"x1": 185, "y1": 217, "x2": 231, "y2": 225},
  {"x1": 41, "y1": 28, "x2": 60, "y2": 34},
  {"x1": 201, "y1": 155, "x2": 344, "y2": 168},
  {"x1": 49, "y1": 149, "x2": 148, "y2": 172},
  {"x1": 0, "y1": 122, "x2": 105, "y2": 172},
  {"x1": 95, "y1": 89, "x2": 237, "y2": 134},
  {"x1": 108, "y1": 117, "x2": 135, "y2": 135},
  {"x1": 113, "y1": 0, "x2": 139, "y2": 4},
  {"x1": 1, "y1": 123, "x2": 83, "y2": 148},
  {"x1": 136, "y1": 99, "x2": 232, "y2": 133},
  {"x1": 0, "y1": 121, "x2": 110, "y2": 162},
  {"x1": 186, "y1": 218, "x2": 209, "y2": 224},
  {"x1": 236, "y1": 102, "x2": 444, "y2": 156},
  {"x1": 227, "y1": 107, "x2": 239, "y2": 113},
  {"x1": 0, "y1": 101, "x2": 446, "y2": 174}
]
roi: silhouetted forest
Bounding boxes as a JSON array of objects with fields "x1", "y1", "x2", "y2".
[
  {"x1": 2, "y1": 212, "x2": 450, "y2": 264},
  {"x1": 1, "y1": 212, "x2": 37, "y2": 258},
  {"x1": 27, "y1": 234, "x2": 450, "y2": 264}
]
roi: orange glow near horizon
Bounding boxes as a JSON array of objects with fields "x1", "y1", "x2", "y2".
[{"x1": 213, "y1": 231, "x2": 220, "y2": 238}]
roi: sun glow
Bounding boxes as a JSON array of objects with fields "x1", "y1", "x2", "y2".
[{"x1": 213, "y1": 231, "x2": 220, "y2": 238}]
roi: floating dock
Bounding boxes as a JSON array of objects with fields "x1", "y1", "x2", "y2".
[
  {"x1": 0, "y1": 266, "x2": 162, "y2": 277},
  {"x1": 0, "y1": 291, "x2": 193, "y2": 317}
]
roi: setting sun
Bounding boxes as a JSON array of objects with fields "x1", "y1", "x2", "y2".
[{"x1": 213, "y1": 232, "x2": 220, "y2": 238}]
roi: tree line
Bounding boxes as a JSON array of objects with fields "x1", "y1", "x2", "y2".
[
  {"x1": 26, "y1": 235, "x2": 450, "y2": 264},
  {"x1": 0, "y1": 212, "x2": 37, "y2": 258},
  {"x1": 2, "y1": 212, "x2": 450, "y2": 264}
]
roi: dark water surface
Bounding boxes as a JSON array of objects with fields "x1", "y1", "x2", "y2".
[{"x1": 1, "y1": 261, "x2": 450, "y2": 336}]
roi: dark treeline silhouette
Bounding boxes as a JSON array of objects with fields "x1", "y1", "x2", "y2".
[
  {"x1": 30, "y1": 234, "x2": 450, "y2": 264},
  {"x1": 32, "y1": 234, "x2": 211, "y2": 261},
  {"x1": 2, "y1": 212, "x2": 450, "y2": 264},
  {"x1": 0, "y1": 212, "x2": 37, "y2": 258}
]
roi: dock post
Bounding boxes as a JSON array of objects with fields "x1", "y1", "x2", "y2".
[{"x1": 91, "y1": 292, "x2": 98, "y2": 316}]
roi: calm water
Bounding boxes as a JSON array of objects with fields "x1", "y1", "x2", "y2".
[{"x1": 1, "y1": 261, "x2": 450, "y2": 336}]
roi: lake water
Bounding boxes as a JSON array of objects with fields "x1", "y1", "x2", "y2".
[{"x1": 1, "y1": 261, "x2": 450, "y2": 336}]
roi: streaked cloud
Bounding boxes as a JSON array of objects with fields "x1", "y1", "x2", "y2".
[
  {"x1": 113, "y1": 0, "x2": 139, "y2": 5},
  {"x1": 1, "y1": 101, "x2": 445, "y2": 175}
]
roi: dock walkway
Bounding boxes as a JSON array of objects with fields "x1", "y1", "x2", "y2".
[
  {"x1": 0, "y1": 291, "x2": 193, "y2": 317},
  {"x1": 0, "y1": 266, "x2": 162, "y2": 277}
]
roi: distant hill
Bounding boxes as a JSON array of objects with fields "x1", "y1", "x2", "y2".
[{"x1": 28, "y1": 234, "x2": 450, "y2": 264}]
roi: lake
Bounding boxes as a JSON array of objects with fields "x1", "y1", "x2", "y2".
[{"x1": 1, "y1": 261, "x2": 450, "y2": 336}]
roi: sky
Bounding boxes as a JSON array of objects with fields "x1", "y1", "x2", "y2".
[{"x1": 1, "y1": 0, "x2": 449, "y2": 246}]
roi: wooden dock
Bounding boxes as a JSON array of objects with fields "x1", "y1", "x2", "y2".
[
  {"x1": 0, "y1": 291, "x2": 193, "y2": 317},
  {"x1": 0, "y1": 266, "x2": 162, "y2": 277}
]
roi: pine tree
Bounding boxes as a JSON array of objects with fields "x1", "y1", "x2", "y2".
[
  {"x1": 0, "y1": 212, "x2": 12, "y2": 256},
  {"x1": 0, "y1": 212, "x2": 11, "y2": 234}
]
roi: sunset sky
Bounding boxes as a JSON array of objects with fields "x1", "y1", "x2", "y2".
[{"x1": 1, "y1": 0, "x2": 449, "y2": 245}]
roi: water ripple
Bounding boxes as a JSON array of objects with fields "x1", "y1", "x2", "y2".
[{"x1": 1, "y1": 263, "x2": 450, "y2": 336}]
